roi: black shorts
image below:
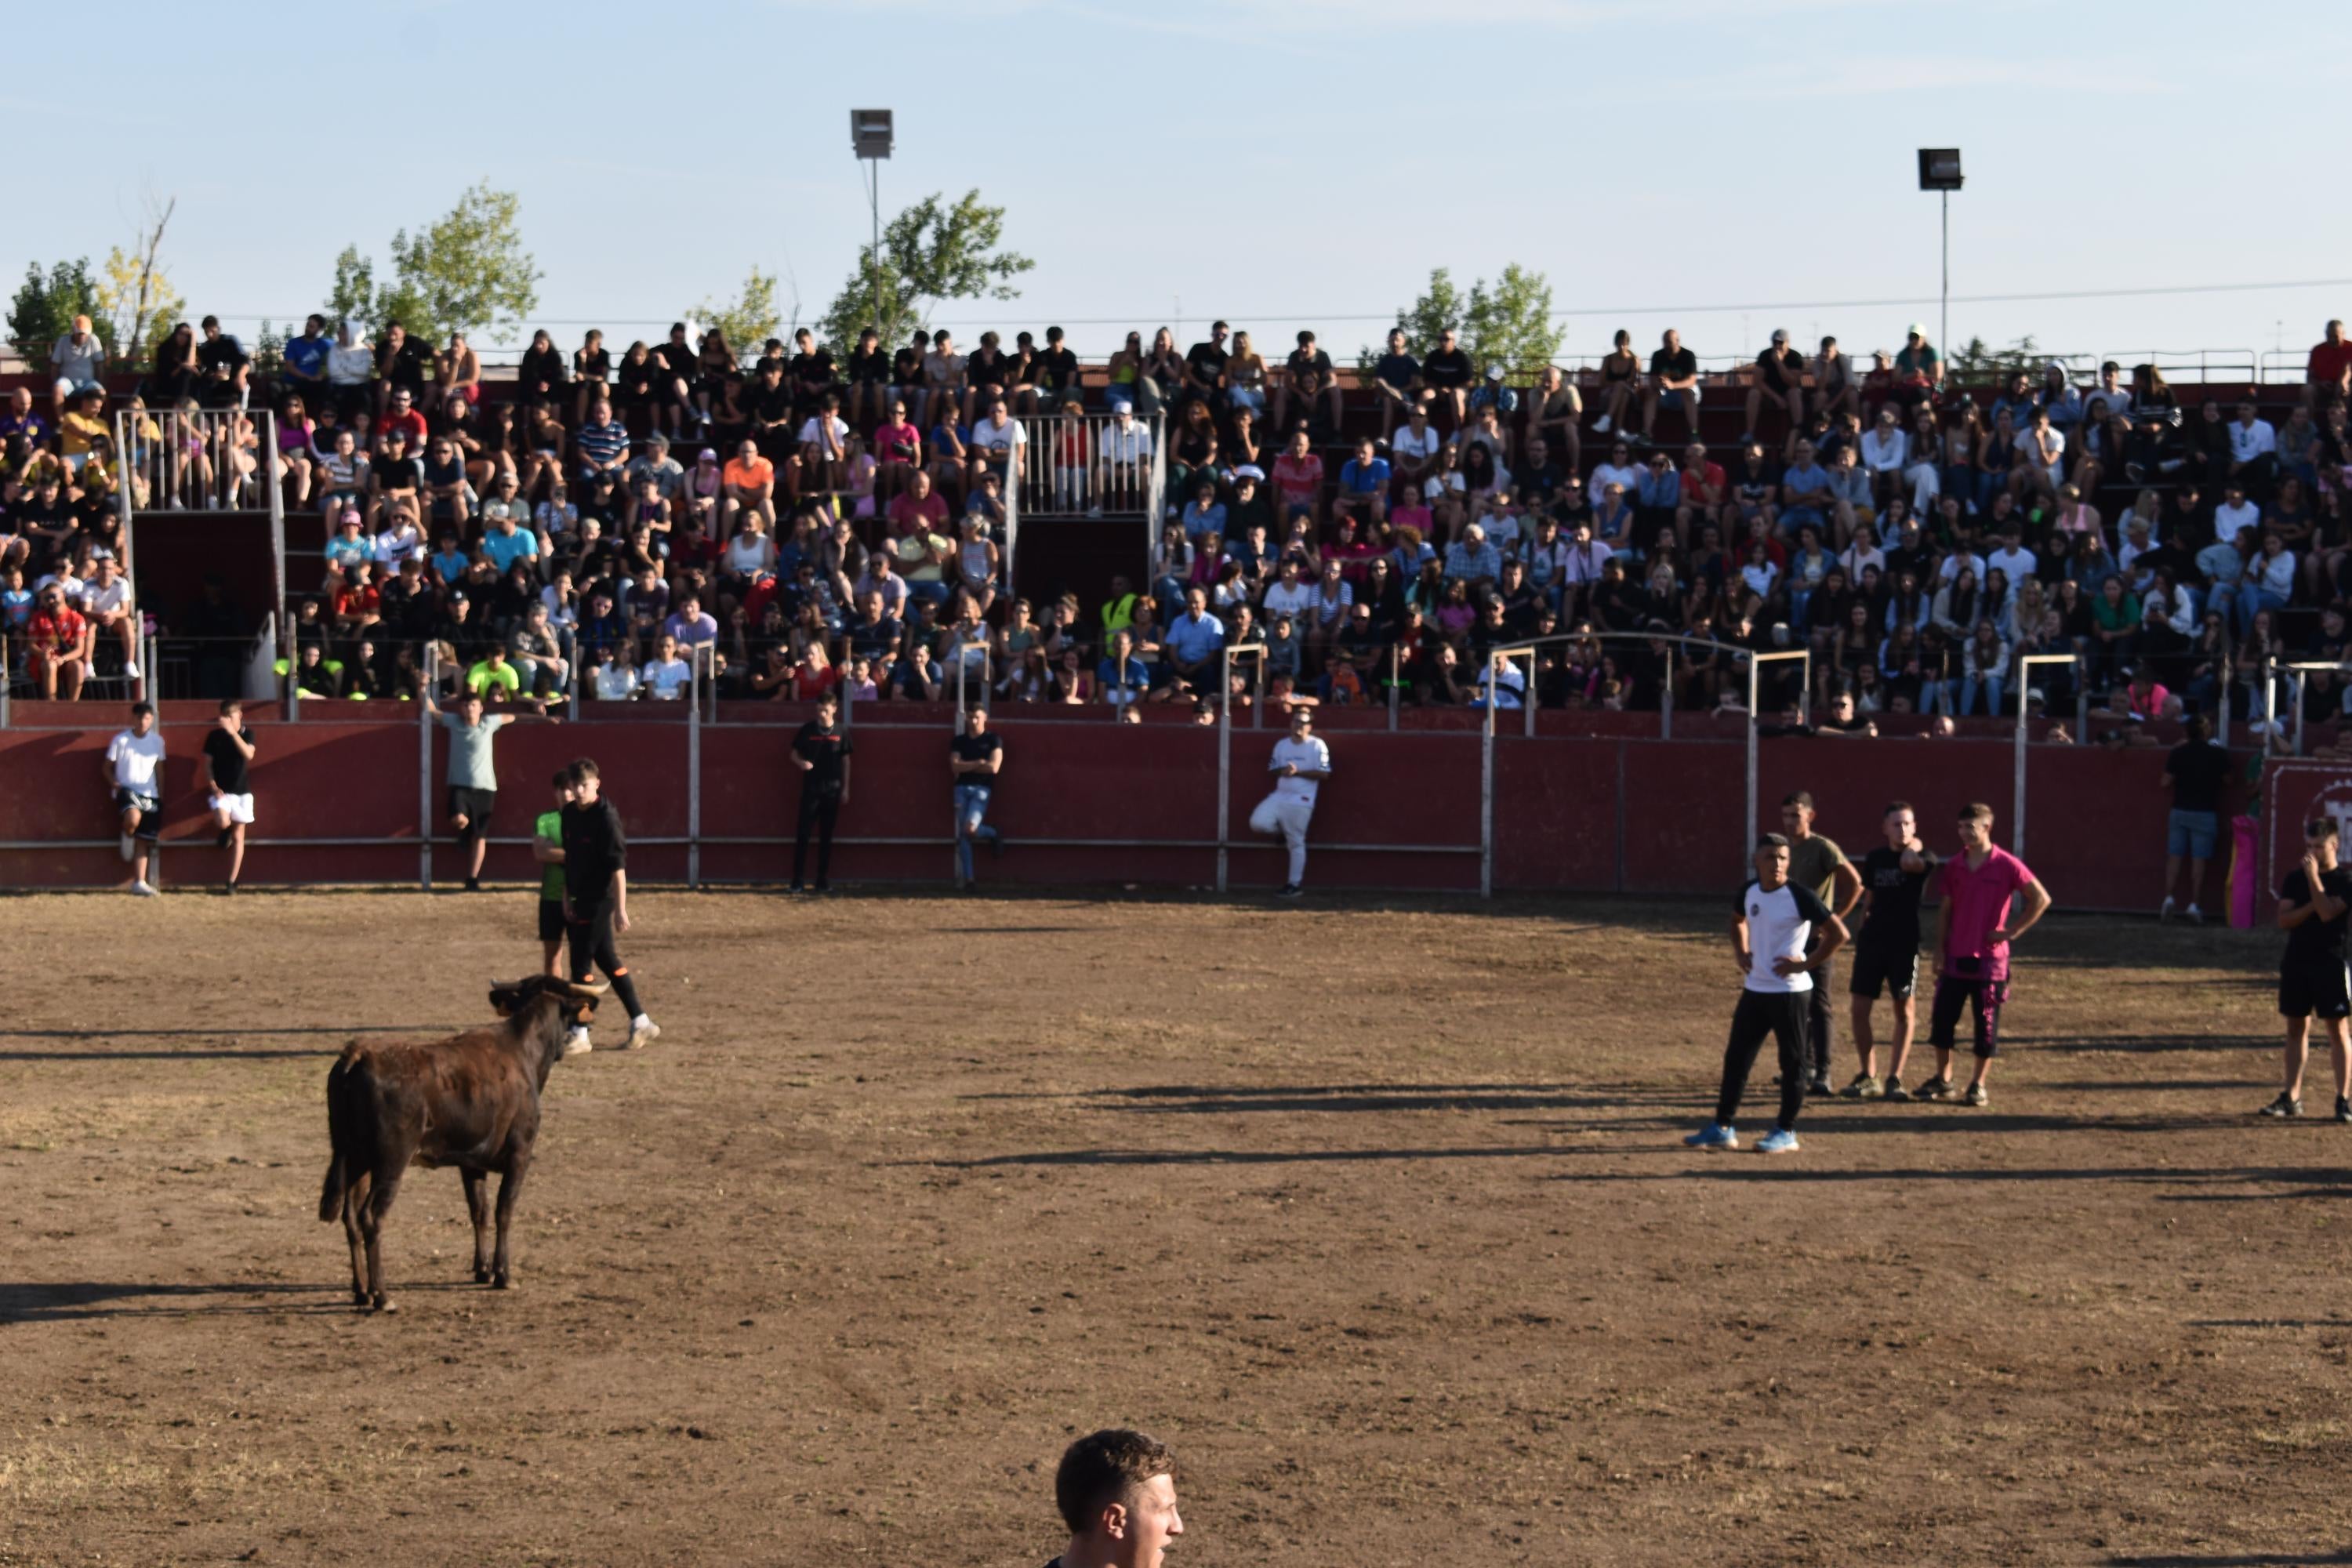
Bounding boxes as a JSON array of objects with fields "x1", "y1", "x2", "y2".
[
  {"x1": 114, "y1": 789, "x2": 161, "y2": 839},
  {"x1": 538, "y1": 898, "x2": 567, "y2": 943},
  {"x1": 447, "y1": 786, "x2": 496, "y2": 827},
  {"x1": 1929, "y1": 975, "x2": 2009, "y2": 1058},
  {"x1": 1849, "y1": 939, "x2": 1919, "y2": 1001},
  {"x1": 2280, "y1": 959, "x2": 2352, "y2": 1020}
]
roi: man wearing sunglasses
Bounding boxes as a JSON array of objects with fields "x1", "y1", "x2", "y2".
[{"x1": 2263, "y1": 817, "x2": 2352, "y2": 1121}]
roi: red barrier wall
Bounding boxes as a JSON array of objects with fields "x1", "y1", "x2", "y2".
[{"x1": 0, "y1": 706, "x2": 2187, "y2": 908}]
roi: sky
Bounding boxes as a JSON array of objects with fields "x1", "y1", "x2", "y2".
[{"x1": 9, "y1": 0, "x2": 2350, "y2": 379}]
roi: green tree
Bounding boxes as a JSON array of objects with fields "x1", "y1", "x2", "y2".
[
  {"x1": 8, "y1": 258, "x2": 107, "y2": 365},
  {"x1": 818, "y1": 189, "x2": 1033, "y2": 351},
  {"x1": 1947, "y1": 333, "x2": 2043, "y2": 383},
  {"x1": 691, "y1": 267, "x2": 783, "y2": 355},
  {"x1": 1362, "y1": 264, "x2": 1565, "y2": 383},
  {"x1": 325, "y1": 183, "x2": 541, "y2": 344}
]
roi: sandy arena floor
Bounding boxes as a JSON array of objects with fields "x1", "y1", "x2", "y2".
[{"x1": 0, "y1": 887, "x2": 2344, "y2": 1566}]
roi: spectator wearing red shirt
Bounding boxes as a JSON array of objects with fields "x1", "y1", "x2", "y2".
[
  {"x1": 376, "y1": 386, "x2": 430, "y2": 456},
  {"x1": 334, "y1": 561, "x2": 383, "y2": 642},
  {"x1": 1675, "y1": 441, "x2": 1727, "y2": 549},
  {"x1": 2308, "y1": 319, "x2": 2350, "y2": 415},
  {"x1": 887, "y1": 468, "x2": 951, "y2": 539},
  {"x1": 1918, "y1": 801, "x2": 2052, "y2": 1106},
  {"x1": 1271, "y1": 427, "x2": 1324, "y2": 527},
  {"x1": 27, "y1": 584, "x2": 90, "y2": 699}
]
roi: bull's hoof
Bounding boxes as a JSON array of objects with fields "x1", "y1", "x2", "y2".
[
  {"x1": 492, "y1": 1273, "x2": 515, "y2": 1291},
  {"x1": 372, "y1": 1295, "x2": 397, "y2": 1315},
  {"x1": 350, "y1": 1288, "x2": 372, "y2": 1308},
  {"x1": 473, "y1": 1265, "x2": 493, "y2": 1285}
]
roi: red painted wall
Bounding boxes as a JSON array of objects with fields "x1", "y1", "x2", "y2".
[{"x1": 0, "y1": 704, "x2": 2186, "y2": 908}]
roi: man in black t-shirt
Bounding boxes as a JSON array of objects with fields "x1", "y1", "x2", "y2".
[
  {"x1": 199, "y1": 698, "x2": 258, "y2": 894},
  {"x1": 1035, "y1": 327, "x2": 1081, "y2": 412},
  {"x1": 654, "y1": 323, "x2": 699, "y2": 437},
  {"x1": 1371, "y1": 326, "x2": 1425, "y2": 426},
  {"x1": 1421, "y1": 327, "x2": 1473, "y2": 426},
  {"x1": 559, "y1": 757, "x2": 657, "y2": 1052},
  {"x1": 1272, "y1": 329, "x2": 1342, "y2": 436},
  {"x1": 1183, "y1": 321, "x2": 1230, "y2": 405},
  {"x1": 2161, "y1": 713, "x2": 2230, "y2": 923},
  {"x1": 1744, "y1": 328, "x2": 1807, "y2": 441},
  {"x1": 2264, "y1": 815, "x2": 2352, "y2": 1120},
  {"x1": 1642, "y1": 328, "x2": 1700, "y2": 445},
  {"x1": 789, "y1": 690, "x2": 853, "y2": 892},
  {"x1": 1844, "y1": 801, "x2": 1936, "y2": 1100},
  {"x1": 949, "y1": 705, "x2": 1005, "y2": 889}
]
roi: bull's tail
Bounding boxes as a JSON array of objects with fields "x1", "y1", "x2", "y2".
[{"x1": 318, "y1": 1044, "x2": 368, "y2": 1222}]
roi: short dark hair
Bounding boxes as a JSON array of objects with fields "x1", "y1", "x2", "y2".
[
  {"x1": 1882, "y1": 800, "x2": 1912, "y2": 817},
  {"x1": 131, "y1": 701, "x2": 155, "y2": 719},
  {"x1": 1958, "y1": 801, "x2": 1994, "y2": 823},
  {"x1": 1054, "y1": 1429, "x2": 1175, "y2": 1535},
  {"x1": 1781, "y1": 790, "x2": 1815, "y2": 811},
  {"x1": 551, "y1": 768, "x2": 572, "y2": 788},
  {"x1": 2308, "y1": 818, "x2": 2340, "y2": 841},
  {"x1": 1756, "y1": 833, "x2": 1791, "y2": 851},
  {"x1": 564, "y1": 758, "x2": 601, "y2": 787},
  {"x1": 219, "y1": 698, "x2": 242, "y2": 717}
]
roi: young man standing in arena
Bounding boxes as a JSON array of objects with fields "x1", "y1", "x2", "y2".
[
  {"x1": 532, "y1": 770, "x2": 573, "y2": 978},
  {"x1": 2262, "y1": 817, "x2": 2352, "y2": 1121},
  {"x1": 949, "y1": 704, "x2": 1004, "y2": 890},
  {"x1": 560, "y1": 758, "x2": 656, "y2": 1054},
  {"x1": 1688, "y1": 833, "x2": 1848, "y2": 1154},
  {"x1": 423, "y1": 687, "x2": 513, "y2": 892},
  {"x1": 789, "y1": 689, "x2": 851, "y2": 894},
  {"x1": 1843, "y1": 801, "x2": 1935, "y2": 1101},
  {"x1": 103, "y1": 699, "x2": 165, "y2": 898},
  {"x1": 1918, "y1": 801, "x2": 2050, "y2": 1106},
  {"x1": 1044, "y1": 1428, "x2": 1184, "y2": 1568},
  {"x1": 1252, "y1": 706, "x2": 1330, "y2": 898},
  {"x1": 1781, "y1": 791, "x2": 1862, "y2": 1098},
  {"x1": 199, "y1": 698, "x2": 257, "y2": 895}
]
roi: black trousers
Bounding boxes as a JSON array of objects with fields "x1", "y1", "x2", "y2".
[
  {"x1": 793, "y1": 786, "x2": 841, "y2": 887},
  {"x1": 1805, "y1": 953, "x2": 1837, "y2": 1080},
  {"x1": 1715, "y1": 989, "x2": 1809, "y2": 1133},
  {"x1": 567, "y1": 894, "x2": 643, "y2": 1017}
]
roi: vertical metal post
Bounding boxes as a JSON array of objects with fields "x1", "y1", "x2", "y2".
[
  {"x1": 1215, "y1": 647, "x2": 1232, "y2": 893},
  {"x1": 266, "y1": 422, "x2": 285, "y2": 653},
  {"x1": 1387, "y1": 643, "x2": 1399, "y2": 732},
  {"x1": 2263, "y1": 657, "x2": 2278, "y2": 747},
  {"x1": 1744, "y1": 655, "x2": 1761, "y2": 863},
  {"x1": 1480, "y1": 676, "x2": 1497, "y2": 898},
  {"x1": 1613, "y1": 740, "x2": 1628, "y2": 893},
  {"x1": 418, "y1": 649, "x2": 435, "y2": 891},
  {"x1": 1661, "y1": 673, "x2": 1675, "y2": 739},
  {"x1": 1940, "y1": 188, "x2": 1950, "y2": 358},
  {"x1": 1523, "y1": 653, "x2": 1537, "y2": 738},
  {"x1": 688, "y1": 647, "x2": 703, "y2": 890},
  {"x1": 2295, "y1": 672, "x2": 2308, "y2": 759},
  {"x1": 2013, "y1": 666, "x2": 2029, "y2": 858},
  {"x1": 114, "y1": 410, "x2": 138, "y2": 590},
  {"x1": 869, "y1": 160, "x2": 883, "y2": 347}
]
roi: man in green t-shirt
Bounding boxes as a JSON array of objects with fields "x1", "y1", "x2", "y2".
[
  {"x1": 1780, "y1": 790, "x2": 1864, "y2": 1097},
  {"x1": 532, "y1": 770, "x2": 574, "y2": 975}
]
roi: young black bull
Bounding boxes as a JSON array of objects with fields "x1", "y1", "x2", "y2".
[{"x1": 318, "y1": 975, "x2": 607, "y2": 1312}]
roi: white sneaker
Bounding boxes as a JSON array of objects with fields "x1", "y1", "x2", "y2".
[
  {"x1": 626, "y1": 1018, "x2": 661, "y2": 1051},
  {"x1": 1592, "y1": 415, "x2": 1612, "y2": 434},
  {"x1": 562, "y1": 1029, "x2": 593, "y2": 1058},
  {"x1": 118, "y1": 833, "x2": 133, "y2": 862},
  {"x1": 2185, "y1": 904, "x2": 2205, "y2": 926},
  {"x1": 125, "y1": 661, "x2": 140, "y2": 680},
  {"x1": 2158, "y1": 895, "x2": 2175, "y2": 923},
  {"x1": 129, "y1": 881, "x2": 158, "y2": 897}
]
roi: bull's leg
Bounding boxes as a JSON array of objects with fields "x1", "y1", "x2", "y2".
[
  {"x1": 462, "y1": 1169, "x2": 492, "y2": 1283},
  {"x1": 489, "y1": 1156, "x2": 530, "y2": 1290},
  {"x1": 341, "y1": 1173, "x2": 372, "y2": 1308},
  {"x1": 360, "y1": 1163, "x2": 407, "y2": 1312}
]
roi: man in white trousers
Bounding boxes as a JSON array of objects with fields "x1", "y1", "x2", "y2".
[{"x1": 1251, "y1": 706, "x2": 1330, "y2": 898}]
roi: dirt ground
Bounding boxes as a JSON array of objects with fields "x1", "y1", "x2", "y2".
[{"x1": 1, "y1": 886, "x2": 2346, "y2": 1567}]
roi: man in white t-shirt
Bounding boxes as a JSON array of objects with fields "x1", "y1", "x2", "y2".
[
  {"x1": 1390, "y1": 405, "x2": 1443, "y2": 488},
  {"x1": 798, "y1": 394, "x2": 851, "y2": 491},
  {"x1": 51, "y1": 315, "x2": 106, "y2": 410},
  {"x1": 81, "y1": 557, "x2": 140, "y2": 679},
  {"x1": 967, "y1": 398, "x2": 1029, "y2": 491},
  {"x1": 641, "y1": 635, "x2": 695, "y2": 700},
  {"x1": 1686, "y1": 833, "x2": 1849, "y2": 1154},
  {"x1": 1250, "y1": 706, "x2": 1332, "y2": 898},
  {"x1": 2212, "y1": 482, "x2": 2261, "y2": 547},
  {"x1": 1985, "y1": 528, "x2": 2037, "y2": 588},
  {"x1": 104, "y1": 700, "x2": 166, "y2": 896},
  {"x1": 1261, "y1": 560, "x2": 1316, "y2": 623}
]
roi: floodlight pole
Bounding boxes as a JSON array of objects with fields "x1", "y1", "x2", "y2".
[
  {"x1": 851, "y1": 111, "x2": 895, "y2": 341},
  {"x1": 1940, "y1": 189, "x2": 1949, "y2": 358}
]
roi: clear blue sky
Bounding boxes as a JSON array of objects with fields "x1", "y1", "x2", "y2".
[{"x1": 11, "y1": 0, "x2": 2347, "y2": 376}]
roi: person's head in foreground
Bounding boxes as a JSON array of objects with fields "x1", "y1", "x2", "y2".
[
  {"x1": 1956, "y1": 800, "x2": 1994, "y2": 853},
  {"x1": 1752, "y1": 832, "x2": 1790, "y2": 888},
  {"x1": 1054, "y1": 1428, "x2": 1181, "y2": 1568}
]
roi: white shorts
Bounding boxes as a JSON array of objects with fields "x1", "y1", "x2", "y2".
[{"x1": 209, "y1": 792, "x2": 256, "y2": 824}]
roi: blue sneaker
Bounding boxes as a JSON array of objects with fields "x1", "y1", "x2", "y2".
[
  {"x1": 1755, "y1": 1128, "x2": 1801, "y2": 1155},
  {"x1": 1683, "y1": 1123, "x2": 1738, "y2": 1151}
]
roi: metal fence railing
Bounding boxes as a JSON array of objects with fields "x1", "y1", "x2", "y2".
[
  {"x1": 1014, "y1": 411, "x2": 1163, "y2": 518},
  {"x1": 111, "y1": 405, "x2": 269, "y2": 514}
]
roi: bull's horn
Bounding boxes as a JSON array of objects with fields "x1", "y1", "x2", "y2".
[{"x1": 563, "y1": 980, "x2": 612, "y2": 1000}]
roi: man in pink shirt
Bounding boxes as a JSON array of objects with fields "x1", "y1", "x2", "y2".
[{"x1": 1919, "y1": 800, "x2": 2052, "y2": 1106}]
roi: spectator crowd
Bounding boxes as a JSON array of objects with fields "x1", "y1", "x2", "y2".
[{"x1": 6, "y1": 306, "x2": 2352, "y2": 731}]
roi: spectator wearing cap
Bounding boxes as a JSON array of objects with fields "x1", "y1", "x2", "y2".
[
  {"x1": 1745, "y1": 329, "x2": 1806, "y2": 441},
  {"x1": 1642, "y1": 328, "x2": 1700, "y2": 445},
  {"x1": 1469, "y1": 364, "x2": 1519, "y2": 423}
]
